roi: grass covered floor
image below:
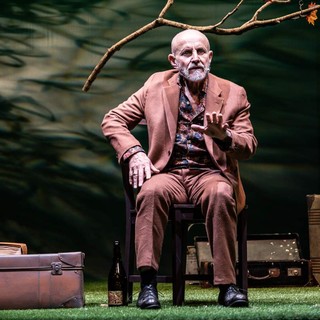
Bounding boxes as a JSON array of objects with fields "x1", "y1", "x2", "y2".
[{"x1": 0, "y1": 282, "x2": 319, "y2": 320}]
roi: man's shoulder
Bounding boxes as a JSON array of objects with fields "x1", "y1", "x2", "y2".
[
  {"x1": 209, "y1": 73, "x2": 244, "y2": 91},
  {"x1": 145, "y1": 69, "x2": 179, "y2": 86}
]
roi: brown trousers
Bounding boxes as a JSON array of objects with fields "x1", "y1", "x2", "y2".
[{"x1": 135, "y1": 168, "x2": 238, "y2": 285}]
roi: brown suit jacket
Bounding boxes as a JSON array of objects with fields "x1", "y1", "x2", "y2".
[{"x1": 101, "y1": 69, "x2": 257, "y2": 213}]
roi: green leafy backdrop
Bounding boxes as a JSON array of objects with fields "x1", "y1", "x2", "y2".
[{"x1": 0, "y1": 0, "x2": 319, "y2": 279}]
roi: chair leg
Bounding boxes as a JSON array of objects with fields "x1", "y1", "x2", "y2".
[
  {"x1": 125, "y1": 211, "x2": 136, "y2": 303},
  {"x1": 237, "y1": 208, "x2": 248, "y2": 292},
  {"x1": 127, "y1": 282, "x2": 133, "y2": 304},
  {"x1": 172, "y1": 209, "x2": 185, "y2": 306}
]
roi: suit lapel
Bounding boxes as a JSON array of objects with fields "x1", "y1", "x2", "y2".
[
  {"x1": 204, "y1": 75, "x2": 224, "y2": 123},
  {"x1": 204, "y1": 75, "x2": 225, "y2": 167},
  {"x1": 163, "y1": 74, "x2": 180, "y2": 142}
]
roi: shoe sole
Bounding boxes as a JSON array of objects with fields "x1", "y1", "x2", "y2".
[
  {"x1": 227, "y1": 299, "x2": 249, "y2": 308},
  {"x1": 137, "y1": 303, "x2": 161, "y2": 309},
  {"x1": 144, "y1": 304, "x2": 161, "y2": 309}
]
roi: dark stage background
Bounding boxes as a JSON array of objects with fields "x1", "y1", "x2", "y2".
[{"x1": 1, "y1": 0, "x2": 319, "y2": 279}]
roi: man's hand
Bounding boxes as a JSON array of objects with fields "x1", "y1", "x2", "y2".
[
  {"x1": 191, "y1": 112, "x2": 230, "y2": 140},
  {"x1": 129, "y1": 152, "x2": 160, "y2": 189}
]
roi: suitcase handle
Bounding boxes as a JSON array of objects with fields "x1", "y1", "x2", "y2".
[{"x1": 248, "y1": 267, "x2": 280, "y2": 280}]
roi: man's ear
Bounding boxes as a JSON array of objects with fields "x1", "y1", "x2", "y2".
[
  {"x1": 168, "y1": 54, "x2": 178, "y2": 69},
  {"x1": 208, "y1": 50, "x2": 213, "y2": 64}
]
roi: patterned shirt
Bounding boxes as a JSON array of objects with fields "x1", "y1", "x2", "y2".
[{"x1": 165, "y1": 77, "x2": 215, "y2": 170}]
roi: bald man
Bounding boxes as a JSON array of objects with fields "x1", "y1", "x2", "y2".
[{"x1": 102, "y1": 29, "x2": 257, "y2": 308}]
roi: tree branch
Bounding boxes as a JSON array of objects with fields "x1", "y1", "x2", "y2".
[
  {"x1": 213, "y1": 0, "x2": 245, "y2": 28},
  {"x1": 158, "y1": 0, "x2": 174, "y2": 18},
  {"x1": 82, "y1": 1, "x2": 319, "y2": 92}
]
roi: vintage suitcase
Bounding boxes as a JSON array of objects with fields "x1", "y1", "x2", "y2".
[
  {"x1": 306, "y1": 194, "x2": 320, "y2": 285},
  {"x1": 247, "y1": 233, "x2": 312, "y2": 287},
  {"x1": 0, "y1": 251, "x2": 85, "y2": 309},
  {"x1": 192, "y1": 233, "x2": 311, "y2": 287},
  {"x1": 0, "y1": 242, "x2": 28, "y2": 255}
]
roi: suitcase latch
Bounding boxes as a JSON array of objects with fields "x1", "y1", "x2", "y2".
[
  {"x1": 51, "y1": 262, "x2": 63, "y2": 275},
  {"x1": 287, "y1": 267, "x2": 301, "y2": 277},
  {"x1": 268, "y1": 268, "x2": 280, "y2": 278}
]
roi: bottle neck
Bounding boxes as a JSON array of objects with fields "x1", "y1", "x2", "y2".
[{"x1": 113, "y1": 242, "x2": 122, "y2": 262}]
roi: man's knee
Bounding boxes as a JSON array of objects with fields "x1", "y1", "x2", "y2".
[
  {"x1": 204, "y1": 181, "x2": 234, "y2": 201},
  {"x1": 137, "y1": 180, "x2": 168, "y2": 201}
]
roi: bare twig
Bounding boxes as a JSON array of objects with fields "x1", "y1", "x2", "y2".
[
  {"x1": 213, "y1": 0, "x2": 245, "y2": 28},
  {"x1": 158, "y1": 6, "x2": 320, "y2": 34},
  {"x1": 82, "y1": 20, "x2": 159, "y2": 92},
  {"x1": 82, "y1": 0, "x2": 173, "y2": 92},
  {"x1": 82, "y1": 1, "x2": 319, "y2": 92},
  {"x1": 244, "y1": 0, "x2": 291, "y2": 26},
  {"x1": 158, "y1": 0, "x2": 174, "y2": 18},
  {"x1": 247, "y1": 1, "x2": 274, "y2": 24}
]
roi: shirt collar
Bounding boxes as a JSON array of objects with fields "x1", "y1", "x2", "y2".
[{"x1": 177, "y1": 74, "x2": 209, "y2": 96}]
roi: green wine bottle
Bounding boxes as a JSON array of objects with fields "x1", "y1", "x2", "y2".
[{"x1": 108, "y1": 240, "x2": 127, "y2": 306}]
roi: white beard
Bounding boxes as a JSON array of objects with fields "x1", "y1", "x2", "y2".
[{"x1": 179, "y1": 65, "x2": 210, "y2": 82}]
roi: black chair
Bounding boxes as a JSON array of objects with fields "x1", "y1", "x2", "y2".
[{"x1": 122, "y1": 163, "x2": 248, "y2": 306}]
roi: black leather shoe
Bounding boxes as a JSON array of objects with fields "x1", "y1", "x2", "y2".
[
  {"x1": 218, "y1": 284, "x2": 248, "y2": 307},
  {"x1": 136, "y1": 284, "x2": 161, "y2": 309}
]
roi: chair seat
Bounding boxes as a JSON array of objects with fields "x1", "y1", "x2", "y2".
[{"x1": 172, "y1": 203, "x2": 203, "y2": 220}]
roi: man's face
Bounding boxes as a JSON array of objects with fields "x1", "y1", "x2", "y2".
[{"x1": 168, "y1": 32, "x2": 213, "y2": 82}]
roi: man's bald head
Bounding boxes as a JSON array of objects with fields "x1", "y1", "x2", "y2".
[
  {"x1": 168, "y1": 29, "x2": 213, "y2": 84},
  {"x1": 171, "y1": 30, "x2": 211, "y2": 55}
]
